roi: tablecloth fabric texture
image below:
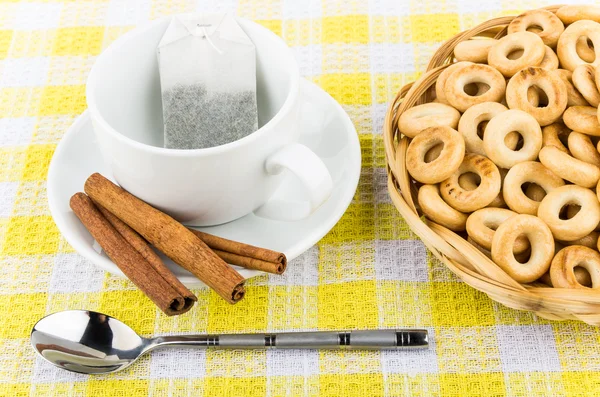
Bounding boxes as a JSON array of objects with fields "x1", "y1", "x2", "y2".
[{"x1": 1, "y1": 0, "x2": 599, "y2": 396}]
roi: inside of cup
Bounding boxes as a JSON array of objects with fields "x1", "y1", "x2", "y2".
[{"x1": 89, "y1": 17, "x2": 296, "y2": 148}]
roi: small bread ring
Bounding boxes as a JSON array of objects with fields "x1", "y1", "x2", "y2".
[
  {"x1": 554, "y1": 69, "x2": 589, "y2": 106},
  {"x1": 491, "y1": 214, "x2": 554, "y2": 283},
  {"x1": 435, "y1": 61, "x2": 473, "y2": 105},
  {"x1": 440, "y1": 153, "x2": 501, "y2": 212},
  {"x1": 550, "y1": 245, "x2": 600, "y2": 289},
  {"x1": 577, "y1": 36, "x2": 596, "y2": 63},
  {"x1": 542, "y1": 122, "x2": 571, "y2": 153},
  {"x1": 506, "y1": 67, "x2": 568, "y2": 126},
  {"x1": 507, "y1": 9, "x2": 565, "y2": 47},
  {"x1": 568, "y1": 131, "x2": 600, "y2": 167},
  {"x1": 539, "y1": 266, "x2": 593, "y2": 287},
  {"x1": 455, "y1": 39, "x2": 497, "y2": 63},
  {"x1": 572, "y1": 64, "x2": 600, "y2": 106},
  {"x1": 458, "y1": 102, "x2": 508, "y2": 156},
  {"x1": 459, "y1": 168, "x2": 508, "y2": 208},
  {"x1": 559, "y1": 231, "x2": 600, "y2": 250},
  {"x1": 406, "y1": 126, "x2": 465, "y2": 184},
  {"x1": 458, "y1": 168, "x2": 506, "y2": 208},
  {"x1": 503, "y1": 161, "x2": 565, "y2": 215},
  {"x1": 556, "y1": 5, "x2": 600, "y2": 24},
  {"x1": 525, "y1": 183, "x2": 547, "y2": 202},
  {"x1": 539, "y1": 145, "x2": 600, "y2": 188},
  {"x1": 557, "y1": 20, "x2": 600, "y2": 71},
  {"x1": 563, "y1": 106, "x2": 600, "y2": 136},
  {"x1": 488, "y1": 32, "x2": 545, "y2": 77},
  {"x1": 538, "y1": 185, "x2": 600, "y2": 241},
  {"x1": 538, "y1": 46, "x2": 559, "y2": 70},
  {"x1": 418, "y1": 184, "x2": 468, "y2": 231},
  {"x1": 398, "y1": 103, "x2": 461, "y2": 138},
  {"x1": 445, "y1": 64, "x2": 506, "y2": 112},
  {"x1": 466, "y1": 208, "x2": 530, "y2": 254},
  {"x1": 483, "y1": 109, "x2": 542, "y2": 168},
  {"x1": 434, "y1": 62, "x2": 489, "y2": 104}
]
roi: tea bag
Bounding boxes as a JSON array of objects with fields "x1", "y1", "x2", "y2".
[{"x1": 157, "y1": 13, "x2": 258, "y2": 149}]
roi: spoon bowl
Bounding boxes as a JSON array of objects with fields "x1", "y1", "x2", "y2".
[{"x1": 31, "y1": 310, "x2": 149, "y2": 374}]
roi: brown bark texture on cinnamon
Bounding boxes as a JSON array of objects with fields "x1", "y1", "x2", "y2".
[
  {"x1": 189, "y1": 229, "x2": 287, "y2": 274},
  {"x1": 100, "y1": 201, "x2": 286, "y2": 275},
  {"x1": 96, "y1": 203, "x2": 196, "y2": 304},
  {"x1": 84, "y1": 173, "x2": 245, "y2": 304},
  {"x1": 70, "y1": 192, "x2": 196, "y2": 316}
]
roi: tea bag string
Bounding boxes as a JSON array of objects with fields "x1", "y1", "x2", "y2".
[{"x1": 198, "y1": 24, "x2": 223, "y2": 55}]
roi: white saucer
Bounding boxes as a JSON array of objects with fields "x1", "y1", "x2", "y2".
[{"x1": 47, "y1": 79, "x2": 361, "y2": 286}]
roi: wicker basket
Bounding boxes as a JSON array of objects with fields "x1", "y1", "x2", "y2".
[{"x1": 383, "y1": 5, "x2": 600, "y2": 326}]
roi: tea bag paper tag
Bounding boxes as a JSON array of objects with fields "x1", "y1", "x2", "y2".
[
  {"x1": 159, "y1": 14, "x2": 252, "y2": 47},
  {"x1": 157, "y1": 13, "x2": 258, "y2": 149}
]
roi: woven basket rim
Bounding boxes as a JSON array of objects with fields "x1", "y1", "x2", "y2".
[{"x1": 383, "y1": 4, "x2": 600, "y2": 326}]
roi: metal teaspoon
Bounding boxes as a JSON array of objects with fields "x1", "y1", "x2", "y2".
[{"x1": 31, "y1": 310, "x2": 428, "y2": 374}]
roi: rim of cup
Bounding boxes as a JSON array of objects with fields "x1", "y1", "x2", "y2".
[{"x1": 86, "y1": 15, "x2": 300, "y2": 157}]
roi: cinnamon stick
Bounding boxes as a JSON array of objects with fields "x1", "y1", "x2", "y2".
[
  {"x1": 189, "y1": 229, "x2": 287, "y2": 274},
  {"x1": 213, "y1": 249, "x2": 286, "y2": 274},
  {"x1": 101, "y1": 201, "x2": 284, "y2": 275},
  {"x1": 70, "y1": 193, "x2": 196, "y2": 316},
  {"x1": 96, "y1": 203, "x2": 196, "y2": 305},
  {"x1": 84, "y1": 173, "x2": 245, "y2": 304}
]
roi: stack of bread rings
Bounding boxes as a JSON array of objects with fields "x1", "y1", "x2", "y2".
[{"x1": 398, "y1": 5, "x2": 600, "y2": 291}]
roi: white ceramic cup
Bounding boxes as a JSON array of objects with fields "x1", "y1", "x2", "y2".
[{"x1": 86, "y1": 16, "x2": 332, "y2": 226}]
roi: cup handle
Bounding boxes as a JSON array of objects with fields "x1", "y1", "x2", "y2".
[{"x1": 254, "y1": 143, "x2": 333, "y2": 221}]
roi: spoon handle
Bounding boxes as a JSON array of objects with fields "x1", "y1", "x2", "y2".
[{"x1": 153, "y1": 329, "x2": 428, "y2": 350}]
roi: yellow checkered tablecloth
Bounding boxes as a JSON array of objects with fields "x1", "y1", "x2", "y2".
[{"x1": 1, "y1": 0, "x2": 600, "y2": 396}]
